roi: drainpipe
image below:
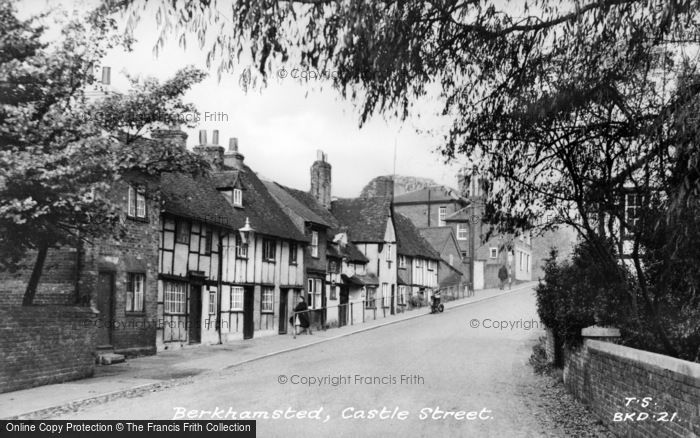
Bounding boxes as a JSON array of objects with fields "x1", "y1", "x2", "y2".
[{"x1": 216, "y1": 230, "x2": 225, "y2": 345}]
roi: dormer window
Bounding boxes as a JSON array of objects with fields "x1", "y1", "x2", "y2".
[{"x1": 233, "y1": 188, "x2": 243, "y2": 207}]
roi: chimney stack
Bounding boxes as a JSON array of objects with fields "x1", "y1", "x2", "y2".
[
  {"x1": 310, "y1": 149, "x2": 332, "y2": 209},
  {"x1": 193, "y1": 129, "x2": 224, "y2": 170},
  {"x1": 212, "y1": 130, "x2": 219, "y2": 145},
  {"x1": 101, "y1": 66, "x2": 111, "y2": 85},
  {"x1": 223, "y1": 137, "x2": 245, "y2": 169},
  {"x1": 151, "y1": 124, "x2": 188, "y2": 149}
]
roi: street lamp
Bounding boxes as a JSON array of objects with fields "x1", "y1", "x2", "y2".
[{"x1": 239, "y1": 217, "x2": 254, "y2": 244}]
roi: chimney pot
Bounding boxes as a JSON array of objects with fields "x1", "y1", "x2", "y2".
[
  {"x1": 101, "y1": 66, "x2": 111, "y2": 85},
  {"x1": 199, "y1": 130, "x2": 207, "y2": 145},
  {"x1": 212, "y1": 130, "x2": 219, "y2": 145},
  {"x1": 229, "y1": 137, "x2": 238, "y2": 152}
]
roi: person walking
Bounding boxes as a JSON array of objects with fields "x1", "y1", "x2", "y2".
[
  {"x1": 293, "y1": 295, "x2": 312, "y2": 335},
  {"x1": 498, "y1": 264, "x2": 508, "y2": 290}
]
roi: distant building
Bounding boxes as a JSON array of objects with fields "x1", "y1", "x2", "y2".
[{"x1": 393, "y1": 213, "x2": 443, "y2": 308}]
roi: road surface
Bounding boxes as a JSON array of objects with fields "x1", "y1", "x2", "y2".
[{"x1": 55, "y1": 287, "x2": 572, "y2": 437}]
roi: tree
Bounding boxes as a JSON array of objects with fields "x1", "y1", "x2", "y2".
[
  {"x1": 119, "y1": 0, "x2": 700, "y2": 358},
  {"x1": 0, "y1": 1, "x2": 209, "y2": 305}
]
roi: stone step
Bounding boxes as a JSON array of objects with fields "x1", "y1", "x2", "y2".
[{"x1": 97, "y1": 352, "x2": 125, "y2": 365}]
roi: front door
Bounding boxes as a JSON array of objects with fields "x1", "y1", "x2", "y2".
[
  {"x1": 189, "y1": 285, "x2": 202, "y2": 344},
  {"x1": 338, "y1": 287, "x2": 349, "y2": 327},
  {"x1": 96, "y1": 272, "x2": 114, "y2": 347},
  {"x1": 390, "y1": 285, "x2": 395, "y2": 315},
  {"x1": 278, "y1": 289, "x2": 288, "y2": 334},
  {"x1": 243, "y1": 287, "x2": 254, "y2": 339}
]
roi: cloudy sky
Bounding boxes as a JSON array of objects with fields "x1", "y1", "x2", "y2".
[{"x1": 22, "y1": 0, "x2": 465, "y2": 197}]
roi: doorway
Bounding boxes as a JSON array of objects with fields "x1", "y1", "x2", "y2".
[
  {"x1": 243, "y1": 287, "x2": 254, "y2": 339},
  {"x1": 278, "y1": 289, "x2": 289, "y2": 334},
  {"x1": 338, "y1": 287, "x2": 349, "y2": 327},
  {"x1": 96, "y1": 272, "x2": 114, "y2": 347},
  {"x1": 189, "y1": 285, "x2": 202, "y2": 344}
]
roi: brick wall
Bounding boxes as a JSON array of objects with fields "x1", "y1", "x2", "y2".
[
  {"x1": 0, "y1": 246, "x2": 79, "y2": 306},
  {"x1": 563, "y1": 339, "x2": 700, "y2": 438},
  {"x1": 0, "y1": 306, "x2": 98, "y2": 394}
]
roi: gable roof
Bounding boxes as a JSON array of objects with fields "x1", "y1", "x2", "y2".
[
  {"x1": 162, "y1": 165, "x2": 306, "y2": 242},
  {"x1": 327, "y1": 242, "x2": 369, "y2": 263},
  {"x1": 394, "y1": 213, "x2": 441, "y2": 260},
  {"x1": 331, "y1": 197, "x2": 392, "y2": 243},
  {"x1": 418, "y1": 226, "x2": 461, "y2": 255},
  {"x1": 393, "y1": 186, "x2": 467, "y2": 205},
  {"x1": 262, "y1": 180, "x2": 331, "y2": 228},
  {"x1": 280, "y1": 184, "x2": 339, "y2": 229}
]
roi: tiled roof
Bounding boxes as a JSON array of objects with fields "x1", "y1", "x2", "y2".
[
  {"x1": 161, "y1": 165, "x2": 306, "y2": 242},
  {"x1": 394, "y1": 213, "x2": 441, "y2": 260},
  {"x1": 397, "y1": 270, "x2": 410, "y2": 285},
  {"x1": 160, "y1": 173, "x2": 236, "y2": 229},
  {"x1": 393, "y1": 186, "x2": 466, "y2": 204},
  {"x1": 327, "y1": 242, "x2": 369, "y2": 263},
  {"x1": 331, "y1": 197, "x2": 392, "y2": 243},
  {"x1": 262, "y1": 181, "x2": 331, "y2": 228},
  {"x1": 281, "y1": 185, "x2": 339, "y2": 229},
  {"x1": 418, "y1": 227, "x2": 456, "y2": 254}
]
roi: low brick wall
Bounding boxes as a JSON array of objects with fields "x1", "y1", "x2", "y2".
[
  {"x1": 563, "y1": 339, "x2": 700, "y2": 438},
  {"x1": 0, "y1": 306, "x2": 98, "y2": 394}
]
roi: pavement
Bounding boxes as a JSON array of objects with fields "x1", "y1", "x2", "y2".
[{"x1": 0, "y1": 282, "x2": 536, "y2": 420}]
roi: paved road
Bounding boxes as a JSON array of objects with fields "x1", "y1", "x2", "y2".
[{"x1": 55, "y1": 287, "x2": 565, "y2": 437}]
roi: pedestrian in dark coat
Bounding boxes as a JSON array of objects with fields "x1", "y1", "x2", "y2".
[
  {"x1": 293, "y1": 295, "x2": 312, "y2": 335},
  {"x1": 498, "y1": 265, "x2": 508, "y2": 290}
]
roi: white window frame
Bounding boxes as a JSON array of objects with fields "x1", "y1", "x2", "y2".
[
  {"x1": 261, "y1": 287, "x2": 274, "y2": 313},
  {"x1": 127, "y1": 184, "x2": 146, "y2": 219},
  {"x1": 233, "y1": 188, "x2": 243, "y2": 207},
  {"x1": 208, "y1": 288, "x2": 216, "y2": 314},
  {"x1": 489, "y1": 247, "x2": 498, "y2": 259},
  {"x1": 438, "y1": 206, "x2": 447, "y2": 226},
  {"x1": 126, "y1": 273, "x2": 145, "y2": 312},
  {"x1": 382, "y1": 283, "x2": 388, "y2": 308},
  {"x1": 230, "y1": 286, "x2": 244, "y2": 311},
  {"x1": 398, "y1": 255, "x2": 406, "y2": 269},
  {"x1": 457, "y1": 223, "x2": 468, "y2": 240},
  {"x1": 311, "y1": 231, "x2": 319, "y2": 258},
  {"x1": 235, "y1": 234, "x2": 248, "y2": 258},
  {"x1": 307, "y1": 278, "x2": 322, "y2": 309},
  {"x1": 164, "y1": 281, "x2": 186, "y2": 314},
  {"x1": 263, "y1": 238, "x2": 276, "y2": 261}
]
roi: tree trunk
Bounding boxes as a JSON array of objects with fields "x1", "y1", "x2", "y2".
[{"x1": 22, "y1": 244, "x2": 49, "y2": 306}]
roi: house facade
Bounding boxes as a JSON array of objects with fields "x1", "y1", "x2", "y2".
[
  {"x1": 263, "y1": 151, "x2": 373, "y2": 328},
  {"x1": 156, "y1": 130, "x2": 306, "y2": 350},
  {"x1": 394, "y1": 213, "x2": 441, "y2": 308},
  {"x1": 332, "y1": 197, "x2": 397, "y2": 315}
]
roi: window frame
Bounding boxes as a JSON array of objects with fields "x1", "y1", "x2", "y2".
[
  {"x1": 456, "y1": 223, "x2": 468, "y2": 240},
  {"x1": 230, "y1": 286, "x2": 244, "y2": 311},
  {"x1": 289, "y1": 242, "x2": 298, "y2": 265},
  {"x1": 438, "y1": 206, "x2": 447, "y2": 226},
  {"x1": 235, "y1": 234, "x2": 248, "y2": 259},
  {"x1": 233, "y1": 188, "x2": 243, "y2": 207},
  {"x1": 175, "y1": 220, "x2": 190, "y2": 245},
  {"x1": 364, "y1": 287, "x2": 376, "y2": 309},
  {"x1": 208, "y1": 288, "x2": 217, "y2": 315},
  {"x1": 311, "y1": 231, "x2": 319, "y2": 258},
  {"x1": 489, "y1": 247, "x2": 498, "y2": 259},
  {"x1": 398, "y1": 255, "x2": 406, "y2": 269},
  {"x1": 261, "y1": 287, "x2": 274, "y2": 313},
  {"x1": 262, "y1": 238, "x2": 276, "y2": 262},
  {"x1": 127, "y1": 184, "x2": 147, "y2": 220},
  {"x1": 164, "y1": 281, "x2": 187, "y2": 314},
  {"x1": 204, "y1": 228, "x2": 213, "y2": 255},
  {"x1": 126, "y1": 272, "x2": 146, "y2": 313}
]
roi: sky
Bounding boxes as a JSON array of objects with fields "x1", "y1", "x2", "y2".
[{"x1": 19, "y1": 0, "x2": 465, "y2": 198}]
